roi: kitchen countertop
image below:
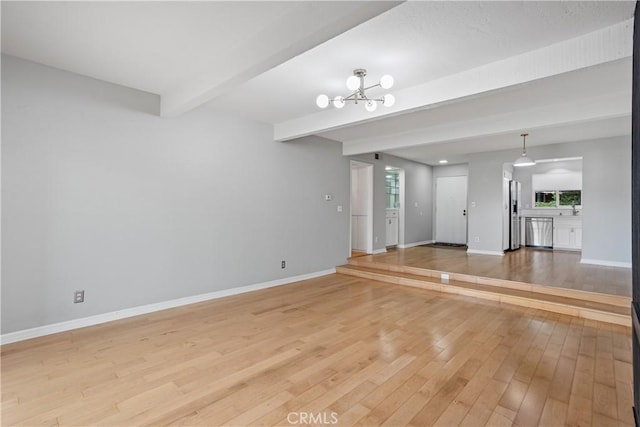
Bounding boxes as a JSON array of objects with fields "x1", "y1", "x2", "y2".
[{"x1": 520, "y1": 209, "x2": 581, "y2": 218}]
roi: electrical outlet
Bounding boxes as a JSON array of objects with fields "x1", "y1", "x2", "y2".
[
  {"x1": 74, "y1": 290, "x2": 85, "y2": 304},
  {"x1": 281, "y1": 260, "x2": 286, "y2": 269},
  {"x1": 473, "y1": 236, "x2": 480, "y2": 243}
]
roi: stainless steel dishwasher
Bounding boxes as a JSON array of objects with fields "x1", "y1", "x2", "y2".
[{"x1": 525, "y1": 217, "x2": 553, "y2": 249}]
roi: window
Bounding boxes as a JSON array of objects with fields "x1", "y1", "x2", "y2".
[
  {"x1": 385, "y1": 171, "x2": 400, "y2": 208},
  {"x1": 535, "y1": 191, "x2": 556, "y2": 207},
  {"x1": 558, "y1": 190, "x2": 581, "y2": 207},
  {"x1": 534, "y1": 190, "x2": 581, "y2": 208}
]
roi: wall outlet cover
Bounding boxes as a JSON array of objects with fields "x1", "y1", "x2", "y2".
[{"x1": 74, "y1": 290, "x2": 85, "y2": 304}]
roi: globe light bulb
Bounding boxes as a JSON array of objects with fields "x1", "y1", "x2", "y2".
[
  {"x1": 346, "y1": 76, "x2": 360, "y2": 91},
  {"x1": 316, "y1": 94, "x2": 329, "y2": 109},
  {"x1": 383, "y1": 94, "x2": 395, "y2": 107},
  {"x1": 365, "y1": 99, "x2": 378, "y2": 112},
  {"x1": 380, "y1": 74, "x2": 394, "y2": 89},
  {"x1": 333, "y1": 96, "x2": 345, "y2": 109}
]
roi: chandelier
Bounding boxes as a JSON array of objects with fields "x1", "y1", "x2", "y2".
[{"x1": 316, "y1": 69, "x2": 395, "y2": 112}]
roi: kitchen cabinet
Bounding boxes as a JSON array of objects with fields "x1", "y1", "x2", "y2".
[
  {"x1": 553, "y1": 217, "x2": 582, "y2": 250},
  {"x1": 386, "y1": 209, "x2": 399, "y2": 247}
]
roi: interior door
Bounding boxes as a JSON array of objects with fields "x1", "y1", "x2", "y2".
[{"x1": 435, "y1": 176, "x2": 468, "y2": 244}]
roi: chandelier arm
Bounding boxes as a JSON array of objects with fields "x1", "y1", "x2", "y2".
[
  {"x1": 338, "y1": 97, "x2": 386, "y2": 104},
  {"x1": 362, "y1": 83, "x2": 382, "y2": 91}
]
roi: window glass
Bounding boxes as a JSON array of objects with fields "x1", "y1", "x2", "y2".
[
  {"x1": 535, "y1": 191, "x2": 556, "y2": 207},
  {"x1": 385, "y1": 171, "x2": 400, "y2": 208},
  {"x1": 559, "y1": 190, "x2": 581, "y2": 206},
  {"x1": 534, "y1": 190, "x2": 581, "y2": 208}
]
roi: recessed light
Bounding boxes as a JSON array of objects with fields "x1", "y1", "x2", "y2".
[{"x1": 439, "y1": 160, "x2": 449, "y2": 164}]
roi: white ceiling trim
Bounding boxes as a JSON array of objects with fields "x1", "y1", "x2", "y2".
[
  {"x1": 342, "y1": 91, "x2": 630, "y2": 156},
  {"x1": 274, "y1": 19, "x2": 633, "y2": 142},
  {"x1": 159, "y1": 2, "x2": 401, "y2": 117}
]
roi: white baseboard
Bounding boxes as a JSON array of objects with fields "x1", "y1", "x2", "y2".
[
  {"x1": 1, "y1": 268, "x2": 336, "y2": 345},
  {"x1": 467, "y1": 249, "x2": 505, "y2": 256},
  {"x1": 580, "y1": 258, "x2": 632, "y2": 268},
  {"x1": 372, "y1": 248, "x2": 387, "y2": 255},
  {"x1": 398, "y1": 240, "x2": 434, "y2": 249}
]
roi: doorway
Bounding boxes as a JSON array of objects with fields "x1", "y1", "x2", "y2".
[
  {"x1": 350, "y1": 161, "x2": 373, "y2": 255},
  {"x1": 385, "y1": 166, "x2": 403, "y2": 248},
  {"x1": 435, "y1": 175, "x2": 468, "y2": 245}
]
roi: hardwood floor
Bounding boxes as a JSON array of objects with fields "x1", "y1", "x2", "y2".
[
  {"x1": 363, "y1": 247, "x2": 632, "y2": 297},
  {"x1": 350, "y1": 251, "x2": 368, "y2": 259},
  {"x1": 1, "y1": 274, "x2": 633, "y2": 426}
]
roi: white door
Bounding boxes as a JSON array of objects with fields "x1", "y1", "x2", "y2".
[
  {"x1": 435, "y1": 176, "x2": 468, "y2": 244},
  {"x1": 350, "y1": 161, "x2": 374, "y2": 253}
]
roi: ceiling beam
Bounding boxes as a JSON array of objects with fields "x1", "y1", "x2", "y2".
[
  {"x1": 342, "y1": 91, "x2": 630, "y2": 156},
  {"x1": 160, "y1": 2, "x2": 401, "y2": 117},
  {"x1": 274, "y1": 19, "x2": 633, "y2": 142}
]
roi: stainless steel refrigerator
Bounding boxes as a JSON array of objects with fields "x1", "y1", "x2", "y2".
[{"x1": 509, "y1": 180, "x2": 521, "y2": 250}]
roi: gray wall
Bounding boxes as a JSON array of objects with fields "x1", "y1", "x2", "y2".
[
  {"x1": 349, "y1": 153, "x2": 433, "y2": 251},
  {"x1": 2, "y1": 55, "x2": 350, "y2": 334},
  {"x1": 467, "y1": 153, "x2": 506, "y2": 253},
  {"x1": 581, "y1": 138, "x2": 631, "y2": 263},
  {"x1": 467, "y1": 136, "x2": 631, "y2": 263}
]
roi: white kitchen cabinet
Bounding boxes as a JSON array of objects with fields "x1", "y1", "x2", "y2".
[
  {"x1": 553, "y1": 217, "x2": 582, "y2": 250},
  {"x1": 574, "y1": 227, "x2": 582, "y2": 248},
  {"x1": 385, "y1": 209, "x2": 399, "y2": 247}
]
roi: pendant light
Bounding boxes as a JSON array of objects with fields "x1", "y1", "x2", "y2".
[{"x1": 513, "y1": 133, "x2": 536, "y2": 167}]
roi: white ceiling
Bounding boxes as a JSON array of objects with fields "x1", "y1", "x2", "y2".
[
  {"x1": 1, "y1": 1, "x2": 636, "y2": 166},
  {"x1": 1, "y1": 1, "x2": 399, "y2": 116},
  {"x1": 214, "y1": 1, "x2": 635, "y2": 124}
]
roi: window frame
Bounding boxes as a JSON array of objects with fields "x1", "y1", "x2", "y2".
[{"x1": 533, "y1": 189, "x2": 582, "y2": 209}]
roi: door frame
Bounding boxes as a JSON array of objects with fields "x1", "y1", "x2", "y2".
[
  {"x1": 384, "y1": 166, "x2": 406, "y2": 247},
  {"x1": 398, "y1": 168, "x2": 406, "y2": 247},
  {"x1": 350, "y1": 161, "x2": 374, "y2": 254},
  {"x1": 502, "y1": 170, "x2": 513, "y2": 251}
]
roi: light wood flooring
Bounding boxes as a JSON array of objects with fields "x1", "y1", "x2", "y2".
[
  {"x1": 1, "y1": 274, "x2": 633, "y2": 426},
  {"x1": 366, "y1": 247, "x2": 632, "y2": 297}
]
